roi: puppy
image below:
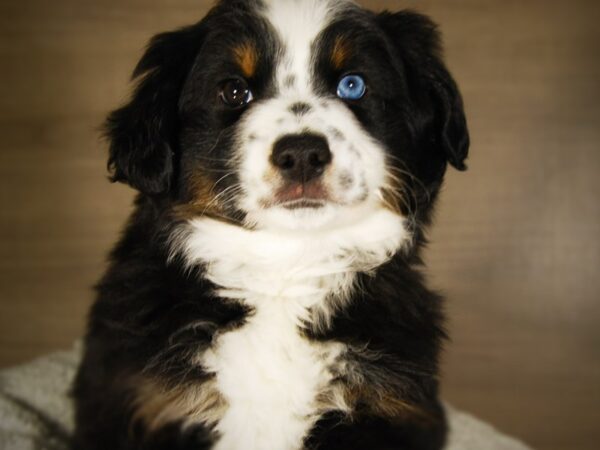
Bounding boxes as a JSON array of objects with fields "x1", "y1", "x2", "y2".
[{"x1": 73, "y1": 0, "x2": 469, "y2": 449}]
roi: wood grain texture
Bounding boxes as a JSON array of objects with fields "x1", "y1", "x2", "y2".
[{"x1": 0, "y1": 1, "x2": 599, "y2": 449}]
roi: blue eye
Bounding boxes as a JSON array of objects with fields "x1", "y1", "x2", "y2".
[{"x1": 336, "y1": 74, "x2": 366, "y2": 100}]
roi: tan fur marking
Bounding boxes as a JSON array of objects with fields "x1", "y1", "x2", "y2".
[
  {"x1": 380, "y1": 169, "x2": 407, "y2": 216},
  {"x1": 343, "y1": 383, "x2": 433, "y2": 424},
  {"x1": 131, "y1": 377, "x2": 227, "y2": 431},
  {"x1": 331, "y1": 36, "x2": 351, "y2": 70},
  {"x1": 315, "y1": 382, "x2": 352, "y2": 413},
  {"x1": 380, "y1": 186, "x2": 403, "y2": 215},
  {"x1": 316, "y1": 363, "x2": 434, "y2": 425},
  {"x1": 171, "y1": 174, "x2": 238, "y2": 224},
  {"x1": 234, "y1": 42, "x2": 258, "y2": 78},
  {"x1": 191, "y1": 172, "x2": 220, "y2": 209}
]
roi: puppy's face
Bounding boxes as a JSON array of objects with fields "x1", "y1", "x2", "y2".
[{"x1": 107, "y1": 0, "x2": 469, "y2": 233}]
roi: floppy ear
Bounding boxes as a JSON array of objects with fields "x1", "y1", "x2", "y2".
[
  {"x1": 377, "y1": 11, "x2": 470, "y2": 171},
  {"x1": 106, "y1": 25, "x2": 204, "y2": 194}
]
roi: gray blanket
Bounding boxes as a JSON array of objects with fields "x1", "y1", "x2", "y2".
[{"x1": 0, "y1": 344, "x2": 532, "y2": 450}]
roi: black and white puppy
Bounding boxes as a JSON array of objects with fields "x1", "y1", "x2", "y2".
[{"x1": 73, "y1": 0, "x2": 469, "y2": 449}]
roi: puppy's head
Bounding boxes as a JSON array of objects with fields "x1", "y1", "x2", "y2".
[{"x1": 106, "y1": 0, "x2": 469, "y2": 234}]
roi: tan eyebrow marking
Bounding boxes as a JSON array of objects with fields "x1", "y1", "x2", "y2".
[
  {"x1": 233, "y1": 41, "x2": 258, "y2": 78},
  {"x1": 331, "y1": 35, "x2": 351, "y2": 70}
]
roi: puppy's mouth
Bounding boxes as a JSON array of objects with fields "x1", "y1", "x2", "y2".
[
  {"x1": 273, "y1": 181, "x2": 329, "y2": 209},
  {"x1": 280, "y1": 199, "x2": 326, "y2": 210}
]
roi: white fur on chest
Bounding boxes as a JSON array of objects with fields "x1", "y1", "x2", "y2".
[
  {"x1": 172, "y1": 208, "x2": 407, "y2": 450},
  {"x1": 203, "y1": 300, "x2": 342, "y2": 450}
]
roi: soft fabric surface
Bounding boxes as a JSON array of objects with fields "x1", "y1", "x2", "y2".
[{"x1": 0, "y1": 344, "x2": 532, "y2": 450}]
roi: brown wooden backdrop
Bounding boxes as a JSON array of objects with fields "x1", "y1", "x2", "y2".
[{"x1": 1, "y1": 1, "x2": 599, "y2": 449}]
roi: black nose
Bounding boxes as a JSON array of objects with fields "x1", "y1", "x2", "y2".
[{"x1": 271, "y1": 133, "x2": 332, "y2": 183}]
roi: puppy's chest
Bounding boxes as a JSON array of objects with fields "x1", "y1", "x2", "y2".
[
  {"x1": 174, "y1": 214, "x2": 406, "y2": 449},
  {"x1": 200, "y1": 265, "x2": 348, "y2": 450}
]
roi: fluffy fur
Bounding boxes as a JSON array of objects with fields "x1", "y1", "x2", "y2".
[{"x1": 73, "y1": 0, "x2": 469, "y2": 449}]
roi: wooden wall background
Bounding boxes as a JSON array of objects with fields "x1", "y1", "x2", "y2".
[{"x1": 1, "y1": 0, "x2": 599, "y2": 449}]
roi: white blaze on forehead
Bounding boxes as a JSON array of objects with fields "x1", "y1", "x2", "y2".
[{"x1": 263, "y1": 0, "x2": 347, "y2": 94}]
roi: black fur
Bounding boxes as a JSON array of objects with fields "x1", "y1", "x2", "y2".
[
  {"x1": 106, "y1": 25, "x2": 204, "y2": 195},
  {"x1": 73, "y1": 1, "x2": 469, "y2": 449}
]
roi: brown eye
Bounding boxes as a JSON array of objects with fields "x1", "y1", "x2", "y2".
[{"x1": 220, "y1": 78, "x2": 254, "y2": 108}]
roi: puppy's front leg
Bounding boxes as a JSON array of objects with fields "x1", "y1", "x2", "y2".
[
  {"x1": 304, "y1": 408, "x2": 447, "y2": 450},
  {"x1": 134, "y1": 422, "x2": 216, "y2": 450}
]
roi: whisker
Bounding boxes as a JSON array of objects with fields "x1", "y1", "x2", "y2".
[
  {"x1": 200, "y1": 183, "x2": 243, "y2": 217},
  {"x1": 212, "y1": 172, "x2": 236, "y2": 191},
  {"x1": 385, "y1": 155, "x2": 432, "y2": 203},
  {"x1": 381, "y1": 168, "x2": 420, "y2": 218},
  {"x1": 386, "y1": 164, "x2": 430, "y2": 206}
]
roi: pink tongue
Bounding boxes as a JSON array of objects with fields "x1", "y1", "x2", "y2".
[
  {"x1": 277, "y1": 184, "x2": 304, "y2": 202},
  {"x1": 292, "y1": 184, "x2": 304, "y2": 197},
  {"x1": 277, "y1": 182, "x2": 327, "y2": 203}
]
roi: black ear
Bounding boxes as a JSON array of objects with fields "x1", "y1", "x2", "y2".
[
  {"x1": 106, "y1": 25, "x2": 204, "y2": 194},
  {"x1": 377, "y1": 11, "x2": 469, "y2": 171}
]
